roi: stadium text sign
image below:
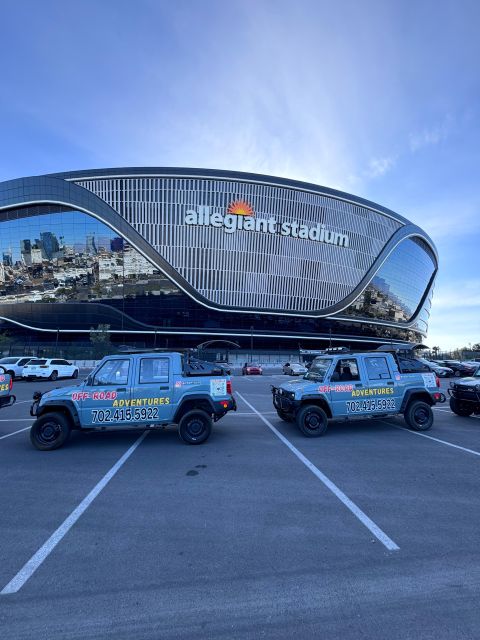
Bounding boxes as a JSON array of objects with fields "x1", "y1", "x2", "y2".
[{"x1": 184, "y1": 206, "x2": 349, "y2": 248}]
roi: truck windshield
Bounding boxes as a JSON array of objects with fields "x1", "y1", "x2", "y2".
[{"x1": 304, "y1": 358, "x2": 333, "y2": 382}]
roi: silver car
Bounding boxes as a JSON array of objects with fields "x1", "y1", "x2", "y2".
[
  {"x1": 0, "y1": 356, "x2": 34, "y2": 379},
  {"x1": 283, "y1": 363, "x2": 308, "y2": 376}
]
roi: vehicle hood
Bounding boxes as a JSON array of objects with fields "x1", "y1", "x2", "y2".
[
  {"x1": 454, "y1": 377, "x2": 480, "y2": 386},
  {"x1": 278, "y1": 378, "x2": 312, "y2": 393},
  {"x1": 41, "y1": 384, "x2": 84, "y2": 400}
]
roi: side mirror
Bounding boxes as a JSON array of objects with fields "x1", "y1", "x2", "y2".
[{"x1": 85, "y1": 375, "x2": 93, "y2": 386}]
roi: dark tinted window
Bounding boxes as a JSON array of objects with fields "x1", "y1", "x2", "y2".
[
  {"x1": 398, "y1": 357, "x2": 431, "y2": 373},
  {"x1": 28, "y1": 359, "x2": 47, "y2": 365}
]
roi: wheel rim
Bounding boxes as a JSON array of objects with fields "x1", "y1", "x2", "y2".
[
  {"x1": 187, "y1": 417, "x2": 206, "y2": 437},
  {"x1": 304, "y1": 411, "x2": 322, "y2": 431},
  {"x1": 37, "y1": 420, "x2": 61, "y2": 445},
  {"x1": 413, "y1": 407, "x2": 429, "y2": 426}
]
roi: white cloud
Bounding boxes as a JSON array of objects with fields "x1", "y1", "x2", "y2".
[
  {"x1": 409, "y1": 115, "x2": 454, "y2": 152},
  {"x1": 365, "y1": 156, "x2": 396, "y2": 178}
]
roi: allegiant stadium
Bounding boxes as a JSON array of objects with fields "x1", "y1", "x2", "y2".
[{"x1": 0, "y1": 168, "x2": 437, "y2": 350}]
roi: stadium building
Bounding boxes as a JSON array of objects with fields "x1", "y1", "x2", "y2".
[{"x1": 0, "y1": 168, "x2": 437, "y2": 350}]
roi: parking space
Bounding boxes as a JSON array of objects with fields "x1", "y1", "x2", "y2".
[{"x1": 1, "y1": 374, "x2": 480, "y2": 639}]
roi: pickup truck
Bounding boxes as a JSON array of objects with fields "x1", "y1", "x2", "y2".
[
  {"x1": 30, "y1": 352, "x2": 236, "y2": 450},
  {"x1": 0, "y1": 366, "x2": 16, "y2": 409},
  {"x1": 272, "y1": 351, "x2": 446, "y2": 437}
]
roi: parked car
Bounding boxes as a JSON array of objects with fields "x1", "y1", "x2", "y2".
[
  {"x1": 0, "y1": 356, "x2": 34, "y2": 379},
  {"x1": 282, "y1": 363, "x2": 308, "y2": 376},
  {"x1": 215, "y1": 361, "x2": 232, "y2": 375},
  {"x1": 448, "y1": 366, "x2": 480, "y2": 416},
  {"x1": 417, "y1": 358, "x2": 454, "y2": 377},
  {"x1": 22, "y1": 358, "x2": 79, "y2": 381},
  {"x1": 242, "y1": 363, "x2": 263, "y2": 375},
  {"x1": 272, "y1": 351, "x2": 445, "y2": 436},
  {"x1": 435, "y1": 360, "x2": 477, "y2": 377},
  {"x1": 29, "y1": 352, "x2": 236, "y2": 450}
]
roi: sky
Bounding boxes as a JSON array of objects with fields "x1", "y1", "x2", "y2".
[{"x1": 0, "y1": 0, "x2": 479, "y2": 350}]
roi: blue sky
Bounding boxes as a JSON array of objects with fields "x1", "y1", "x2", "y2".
[{"x1": 0, "y1": 0, "x2": 478, "y2": 349}]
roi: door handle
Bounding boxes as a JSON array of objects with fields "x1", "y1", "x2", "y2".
[
  {"x1": 355, "y1": 383, "x2": 363, "y2": 388},
  {"x1": 159, "y1": 386, "x2": 169, "y2": 390},
  {"x1": 387, "y1": 382, "x2": 394, "y2": 385},
  {"x1": 116, "y1": 388, "x2": 127, "y2": 392}
]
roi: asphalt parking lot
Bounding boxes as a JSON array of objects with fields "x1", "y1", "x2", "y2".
[{"x1": 1, "y1": 373, "x2": 480, "y2": 639}]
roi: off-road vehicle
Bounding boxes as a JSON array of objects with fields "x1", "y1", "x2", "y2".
[
  {"x1": 30, "y1": 352, "x2": 236, "y2": 450},
  {"x1": 272, "y1": 350, "x2": 445, "y2": 437}
]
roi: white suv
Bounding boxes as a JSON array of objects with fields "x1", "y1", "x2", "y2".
[
  {"x1": 22, "y1": 359, "x2": 79, "y2": 381},
  {"x1": 0, "y1": 357, "x2": 34, "y2": 379}
]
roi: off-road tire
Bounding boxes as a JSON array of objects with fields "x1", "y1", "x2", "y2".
[
  {"x1": 30, "y1": 412, "x2": 72, "y2": 450},
  {"x1": 404, "y1": 400, "x2": 433, "y2": 431},
  {"x1": 449, "y1": 397, "x2": 473, "y2": 417},
  {"x1": 296, "y1": 404, "x2": 328, "y2": 437},
  {"x1": 178, "y1": 410, "x2": 212, "y2": 445}
]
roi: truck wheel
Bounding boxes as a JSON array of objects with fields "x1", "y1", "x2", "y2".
[
  {"x1": 296, "y1": 404, "x2": 328, "y2": 437},
  {"x1": 178, "y1": 410, "x2": 212, "y2": 445},
  {"x1": 30, "y1": 412, "x2": 72, "y2": 450},
  {"x1": 49, "y1": 370, "x2": 58, "y2": 381},
  {"x1": 449, "y1": 397, "x2": 473, "y2": 417},
  {"x1": 404, "y1": 401, "x2": 433, "y2": 431},
  {"x1": 276, "y1": 409, "x2": 293, "y2": 423}
]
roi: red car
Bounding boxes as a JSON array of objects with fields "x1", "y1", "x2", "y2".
[{"x1": 242, "y1": 363, "x2": 263, "y2": 375}]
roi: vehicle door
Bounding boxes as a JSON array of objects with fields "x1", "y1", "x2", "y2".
[
  {"x1": 130, "y1": 356, "x2": 173, "y2": 425},
  {"x1": 356, "y1": 356, "x2": 402, "y2": 414},
  {"x1": 55, "y1": 359, "x2": 70, "y2": 377},
  {"x1": 49, "y1": 359, "x2": 65, "y2": 378},
  {"x1": 327, "y1": 357, "x2": 362, "y2": 417},
  {"x1": 79, "y1": 358, "x2": 132, "y2": 427}
]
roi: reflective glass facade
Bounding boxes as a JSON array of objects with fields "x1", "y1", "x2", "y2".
[
  {"x1": 0, "y1": 169, "x2": 438, "y2": 347},
  {"x1": 341, "y1": 238, "x2": 436, "y2": 324}
]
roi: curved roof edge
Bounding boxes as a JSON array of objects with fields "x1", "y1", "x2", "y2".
[
  {"x1": 45, "y1": 166, "x2": 410, "y2": 224},
  {"x1": 1, "y1": 167, "x2": 438, "y2": 261}
]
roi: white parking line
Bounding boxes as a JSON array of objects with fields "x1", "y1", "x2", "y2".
[
  {"x1": 224, "y1": 411, "x2": 277, "y2": 416},
  {"x1": 237, "y1": 393, "x2": 399, "y2": 552},
  {"x1": 381, "y1": 421, "x2": 480, "y2": 457},
  {"x1": 0, "y1": 427, "x2": 30, "y2": 440},
  {"x1": 1, "y1": 430, "x2": 149, "y2": 595}
]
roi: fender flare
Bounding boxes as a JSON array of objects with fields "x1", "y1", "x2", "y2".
[
  {"x1": 37, "y1": 400, "x2": 81, "y2": 427},
  {"x1": 297, "y1": 394, "x2": 332, "y2": 418},
  {"x1": 173, "y1": 394, "x2": 217, "y2": 423},
  {"x1": 400, "y1": 388, "x2": 434, "y2": 412}
]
